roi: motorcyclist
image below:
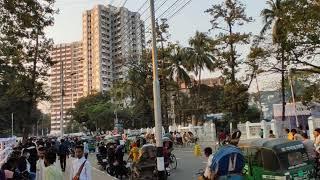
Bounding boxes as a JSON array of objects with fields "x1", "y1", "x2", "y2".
[
  {"x1": 128, "y1": 143, "x2": 140, "y2": 163},
  {"x1": 98, "y1": 142, "x2": 107, "y2": 156},
  {"x1": 107, "y1": 145, "x2": 116, "y2": 165},
  {"x1": 163, "y1": 141, "x2": 171, "y2": 168}
]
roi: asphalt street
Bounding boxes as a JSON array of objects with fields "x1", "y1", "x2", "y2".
[{"x1": 60, "y1": 146, "x2": 207, "y2": 180}]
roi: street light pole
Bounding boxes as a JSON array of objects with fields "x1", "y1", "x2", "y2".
[
  {"x1": 41, "y1": 114, "x2": 44, "y2": 136},
  {"x1": 289, "y1": 69, "x2": 299, "y2": 127},
  {"x1": 149, "y1": 0, "x2": 165, "y2": 178},
  {"x1": 11, "y1": 113, "x2": 13, "y2": 137},
  {"x1": 172, "y1": 94, "x2": 176, "y2": 126}
]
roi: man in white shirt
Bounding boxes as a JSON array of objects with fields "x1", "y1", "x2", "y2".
[
  {"x1": 70, "y1": 145, "x2": 92, "y2": 180},
  {"x1": 36, "y1": 146, "x2": 46, "y2": 180}
]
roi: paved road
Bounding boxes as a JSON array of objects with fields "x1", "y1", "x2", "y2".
[
  {"x1": 60, "y1": 146, "x2": 206, "y2": 180},
  {"x1": 169, "y1": 148, "x2": 206, "y2": 180}
]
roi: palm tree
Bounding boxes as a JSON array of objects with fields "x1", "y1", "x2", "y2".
[
  {"x1": 261, "y1": 0, "x2": 288, "y2": 121},
  {"x1": 187, "y1": 31, "x2": 215, "y2": 84},
  {"x1": 260, "y1": 0, "x2": 288, "y2": 43},
  {"x1": 185, "y1": 31, "x2": 216, "y2": 125},
  {"x1": 166, "y1": 44, "x2": 191, "y2": 85}
]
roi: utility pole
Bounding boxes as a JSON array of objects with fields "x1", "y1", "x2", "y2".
[
  {"x1": 11, "y1": 113, "x2": 13, "y2": 137},
  {"x1": 289, "y1": 69, "x2": 299, "y2": 127},
  {"x1": 60, "y1": 57, "x2": 64, "y2": 137},
  {"x1": 41, "y1": 114, "x2": 44, "y2": 136},
  {"x1": 149, "y1": 0, "x2": 165, "y2": 178}
]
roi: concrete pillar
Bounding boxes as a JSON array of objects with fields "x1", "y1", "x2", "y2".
[
  {"x1": 211, "y1": 123, "x2": 216, "y2": 141},
  {"x1": 188, "y1": 124, "x2": 194, "y2": 133},
  {"x1": 246, "y1": 121, "x2": 251, "y2": 139},
  {"x1": 270, "y1": 119, "x2": 278, "y2": 138},
  {"x1": 177, "y1": 125, "x2": 181, "y2": 132},
  {"x1": 261, "y1": 120, "x2": 268, "y2": 138},
  {"x1": 308, "y1": 116, "x2": 314, "y2": 140}
]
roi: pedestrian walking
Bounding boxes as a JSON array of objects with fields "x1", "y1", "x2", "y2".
[
  {"x1": 218, "y1": 130, "x2": 226, "y2": 145},
  {"x1": 203, "y1": 147, "x2": 213, "y2": 179},
  {"x1": 259, "y1": 129, "x2": 264, "y2": 138},
  {"x1": 25, "y1": 138, "x2": 38, "y2": 180},
  {"x1": 301, "y1": 133, "x2": 316, "y2": 160},
  {"x1": 58, "y1": 139, "x2": 69, "y2": 172},
  {"x1": 268, "y1": 130, "x2": 276, "y2": 138},
  {"x1": 285, "y1": 129, "x2": 294, "y2": 140},
  {"x1": 83, "y1": 142, "x2": 89, "y2": 159},
  {"x1": 36, "y1": 146, "x2": 46, "y2": 180},
  {"x1": 70, "y1": 145, "x2": 92, "y2": 180},
  {"x1": 44, "y1": 150, "x2": 63, "y2": 180},
  {"x1": 291, "y1": 129, "x2": 303, "y2": 141}
]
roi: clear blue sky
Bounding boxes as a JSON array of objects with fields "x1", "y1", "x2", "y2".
[{"x1": 47, "y1": 0, "x2": 267, "y2": 45}]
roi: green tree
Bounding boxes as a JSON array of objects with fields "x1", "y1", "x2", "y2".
[
  {"x1": 69, "y1": 93, "x2": 115, "y2": 132},
  {"x1": 156, "y1": 19, "x2": 171, "y2": 128},
  {"x1": 206, "y1": 0, "x2": 253, "y2": 83},
  {"x1": 260, "y1": 0, "x2": 289, "y2": 121},
  {"x1": 0, "y1": 0, "x2": 56, "y2": 138},
  {"x1": 206, "y1": 0, "x2": 252, "y2": 123},
  {"x1": 165, "y1": 44, "x2": 191, "y2": 84},
  {"x1": 185, "y1": 31, "x2": 215, "y2": 125},
  {"x1": 284, "y1": 0, "x2": 320, "y2": 73}
]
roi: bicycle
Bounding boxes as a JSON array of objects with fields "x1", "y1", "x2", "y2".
[{"x1": 169, "y1": 153, "x2": 177, "y2": 170}]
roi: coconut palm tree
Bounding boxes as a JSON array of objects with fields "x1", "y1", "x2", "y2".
[
  {"x1": 260, "y1": 0, "x2": 288, "y2": 43},
  {"x1": 185, "y1": 31, "x2": 216, "y2": 124},
  {"x1": 165, "y1": 44, "x2": 191, "y2": 85},
  {"x1": 261, "y1": 0, "x2": 288, "y2": 121},
  {"x1": 186, "y1": 31, "x2": 215, "y2": 84}
]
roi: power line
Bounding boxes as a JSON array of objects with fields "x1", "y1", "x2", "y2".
[
  {"x1": 121, "y1": 0, "x2": 181, "y2": 44},
  {"x1": 121, "y1": 0, "x2": 128, "y2": 7},
  {"x1": 116, "y1": 0, "x2": 124, "y2": 7},
  {"x1": 144, "y1": 0, "x2": 192, "y2": 40},
  {"x1": 118, "y1": 0, "x2": 192, "y2": 56},
  {"x1": 117, "y1": 0, "x2": 171, "y2": 46},
  {"x1": 166, "y1": 0, "x2": 192, "y2": 21},
  {"x1": 136, "y1": 0, "x2": 149, "y2": 13},
  {"x1": 109, "y1": 0, "x2": 115, "y2": 6},
  {"x1": 157, "y1": 0, "x2": 183, "y2": 20},
  {"x1": 161, "y1": 0, "x2": 188, "y2": 19}
]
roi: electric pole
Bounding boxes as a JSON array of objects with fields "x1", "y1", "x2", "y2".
[
  {"x1": 149, "y1": 0, "x2": 165, "y2": 178},
  {"x1": 11, "y1": 113, "x2": 13, "y2": 137}
]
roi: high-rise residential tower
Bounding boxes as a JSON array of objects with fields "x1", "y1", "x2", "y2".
[
  {"x1": 50, "y1": 4, "x2": 145, "y2": 134},
  {"x1": 82, "y1": 4, "x2": 145, "y2": 95},
  {"x1": 50, "y1": 42, "x2": 84, "y2": 134}
]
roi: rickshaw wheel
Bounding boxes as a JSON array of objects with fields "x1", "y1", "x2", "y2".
[{"x1": 169, "y1": 154, "x2": 177, "y2": 170}]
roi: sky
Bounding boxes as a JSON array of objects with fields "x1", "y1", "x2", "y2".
[
  {"x1": 47, "y1": 0, "x2": 266, "y2": 45},
  {"x1": 45, "y1": 0, "x2": 278, "y2": 92}
]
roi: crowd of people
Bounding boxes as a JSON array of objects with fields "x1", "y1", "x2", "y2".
[{"x1": 0, "y1": 137, "x2": 92, "y2": 180}]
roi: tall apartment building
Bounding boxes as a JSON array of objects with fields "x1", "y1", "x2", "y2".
[
  {"x1": 50, "y1": 4, "x2": 144, "y2": 134},
  {"x1": 82, "y1": 4, "x2": 145, "y2": 95},
  {"x1": 50, "y1": 42, "x2": 84, "y2": 134}
]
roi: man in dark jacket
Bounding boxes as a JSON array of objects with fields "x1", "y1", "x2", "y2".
[
  {"x1": 24, "y1": 138, "x2": 37, "y2": 180},
  {"x1": 58, "y1": 139, "x2": 69, "y2": 172}
]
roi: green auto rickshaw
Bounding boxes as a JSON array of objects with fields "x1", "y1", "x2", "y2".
[{"x1": 239, "y1": 138, "x2": 315, "y2": 180}]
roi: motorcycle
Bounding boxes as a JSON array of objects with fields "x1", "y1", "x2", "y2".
[{"x1": 96, "y1": 153, "x2": 108, "y2": 170}]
